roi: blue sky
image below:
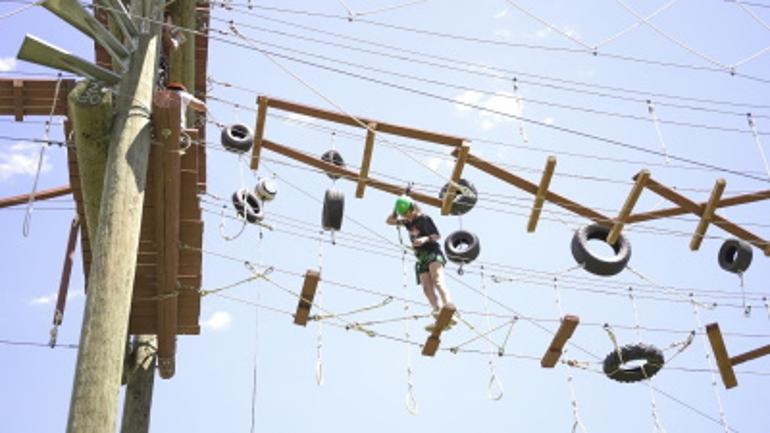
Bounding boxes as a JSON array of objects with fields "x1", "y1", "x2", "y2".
[{"x1": 2, "y1": 1, "x2": 770, "y2": 432}]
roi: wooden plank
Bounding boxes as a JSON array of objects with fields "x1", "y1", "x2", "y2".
[
  {"x1": 540, "y1": 315, "x2": 580, "y2": 368},
  {"x1": 421, "y1": 303, "x2": 456, "y2": 357},
  {"x1": 0, "y1": 185, "x2": 72, "y2": 209},
  {"x1": 463, "y1": 152, "x2": 611, "y2": 225},
  {"x1": 731, "y1": 344, "x2": 770, "y2": 366},
  {"x1": 294, "y1": 270, "x2": 320, "y2": 326},
  {"x1": 644, "y1": 177, "x2": 770, "y2": 255},
  {"x1": 607, "y1": 170, "x2": 649, "y2": 244},
  {"x1": 706, "y1": 322, "x2": 738, "y2": 389},
  {"x1": 263, "y1": 139, "x2": 442, "y2": 208},
  {"x1": 441, "y1": 144, "x2": 470, "y2": 216},
  {"x1": 355, "y1": 122, "x2": 377, "y2": 198},
  {"x1": 627, "y1": 189, "x2": 770, "y2": 223},
  {"x1": 266, "y1": 96, "x2": 465, "y2": 147},
  {"x1": 249, "y1": 95, "x2": 268, "y2": 171},
  {"x1": 690, "y1": 179, "x2": 726, "y2": 251},
  {"x1": 13, "y1": 80, "x2": 24, "y2": 121},
  {"x1": 527, "y1": 156, "x2": 557, "y2": 232}
]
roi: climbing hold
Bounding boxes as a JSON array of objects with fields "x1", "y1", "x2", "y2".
[
  {"x1": 439, "y1": 178, "x2": 477, "y2": 215},
  {"x1": 718, "y1": 239, "x2": 753, "y2": 274},
  {"x1": 322, "y1": 189, "x2": 344, "y2": 231},
  {"x1": 221, "y1": 123, "x2": 253, "y2": 153},
  {"x1": 571, "y1": 224, "x2": 631, "y2": 277},
  {"x1": 232, "y1": 188, "x2": 263, "y2": 224},
  {"x1": 255, "y1": 177, "x2": 278, "y2": 202},
  {"x1": 321, "y1": 150, "x2": 345, "y2": 180},
  {"x1": 444, "y1": 230, "x2": 480, "y2": 265},
  {"x1": 603, "y1": 343, "x2": 664, "y2": 383}
]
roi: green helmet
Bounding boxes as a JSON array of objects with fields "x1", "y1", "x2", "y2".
[{"x1": 394, "y1": 195, "x2": 413, "y2": 216}]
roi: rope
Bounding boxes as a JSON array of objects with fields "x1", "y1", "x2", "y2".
[
  {"x1": 481, "y1": 265, "x2": 503, "y2": 400},
  {"x1": 402, "y1": 248, "x2": 418, "y2": 415},
  {"x1": 512, "y1": 79, "x2": 528, "y2": 144},
  {"x1": 315, "y1": 230, "x2": 325, "y2": 386},
  {"x1": 747, "y1": 113, "x2": 770, "y2": 180},
  {"x1": 594, "y1": 0, "x2": 680, "y2": 48},
  {"x1": 0, "y1": 0, "x2": 42, "y2": 20},
  {"x1": 647, "y1": 100, "x2": 671, "y2": 165}
]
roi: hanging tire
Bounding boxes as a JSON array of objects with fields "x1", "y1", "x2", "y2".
[
  {"x1": 321, "y1": 150, "x2": 345, "y2": 180},
  {"x1": 603, "y1": 343, "x2": 664, "y2": 383},
  {"x1": 444, "y1": 230, "x2": 480, "y2": 264},
  {"x1": 571, "y1": 224, "x2": 631, "y2": 277},
  {"x1": 322, "y1": 189, "x2": 344, "y2": 231},
  {"x1": 439, "y1": 178, "x2": 477, "y2": 215},
  {"x1": 718, "y1": 239, "x2": 753, "y2": 274},
  {"x1": 255, "y1": 177, "x2": 278, "y2": 202},
  {"x1": 221, "y1": 123, "x2": 253, "y2": 153},
  {"x1": 232, "y1": 188, "x2": 263, "y2": 224}
]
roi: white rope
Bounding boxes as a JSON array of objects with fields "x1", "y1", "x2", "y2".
[
  {"x1": 481, "y1": 266, "x2": 504, "y2": 401},
  {"x1": 315, "y1": 230, "x2": 325, "y2": 386},
  {"x1": 594, "y1": 0, "x2": 680, "y2": 48},
  {"x1": 690, "y1": 296, "x2": 731, "y2": 433},
  {"x1": 747, "y1": 113, "x2": 770, "y2": 180},
  {"x1": 0, "y1": 0, "x2": 42, "y2": 21},
  {"x1": 647, "y1": 100, "x2": 671, "y2": 165},
  {"x1": 402, "y1": 248, "x2": 418, "y2": 415},
  {"x1": 355, "y1": 0, "x2": 429, "y2": 17},
  {"x1": 729, "y1": 1, "x2": 770, "y2": 68},
  {"x1": 503, "y1": 0, "x2": 593, "y2": 51},
  {"x1": 512, "y1": 79, "x2": 529, "y2": 144},
  {"x1": 218, "y1": 204, "x2": 247, "y2": 240}
]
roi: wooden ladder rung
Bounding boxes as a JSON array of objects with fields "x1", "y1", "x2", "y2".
[
  {"x1": 540, "y1": 315, "x2": 579, "y2": 368},
  {"x1": 422, "y1": 303, "x2": 456, "y2": 357}
]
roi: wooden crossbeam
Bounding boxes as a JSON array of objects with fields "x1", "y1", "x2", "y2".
[
  {"x1": 527, "y1": 156, "x2": 557, "y2": 232},
  {"x1": 706, "y1": 322, "x2": 770, "y2": 389},
  {"x1": 0, "y1": 78, "x2": 75, "y2": 119},
  {"x1": 0, "y1": 185, "x2": 72, "y2": 209},
  {"x1": 263, "y1": 139, "x2": 442, "y2": 208},
  {"x1": 249, "y1": 95, "x2": 268, "y2": 171},
  {"x1": 355, "y1": 122, "x2": 377, "y2": 198},
  {"x1": 294, "y1": 270, "x2": 321, "y2": 326},
  {"x1": 690, "y1": 179, "x2": 726, "y2": 251},
  {"x1": 264, "y1": 96, "x2": 465, "y2": 147},
  {"x1": 607, "y1": 170, "x2": 649, "y2": 244},
  {"x1": 422, "y1": 303, "x2": 456, "y2": 357},
  {"x1": 13, "y1": 80, "x2": 23, "y2": 121},
  {"x1": 644, "y1": 177, "x2": 770, "y2": 255},
  {"x1": 540, "y1": 315, "x2": 579, "y2": 367},
  {"x1": 462, "y1": 152, "x2": 611, "y2": 225},
  {"x1": 627, "y1": 189, "x2": 770, "y2": 224},
  {"x1": 441, "y1": 144, "x2": 469, "y2": 215}
]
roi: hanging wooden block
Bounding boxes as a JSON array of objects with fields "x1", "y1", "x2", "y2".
[
  {"x1": 540, "y1": 315, "x2": 579, "y2": 368},
  {"x1": 294, "y1": 270, "x2": 320, "y2": 326}
]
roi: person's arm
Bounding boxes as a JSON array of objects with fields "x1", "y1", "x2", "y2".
[
  {"x1": 188, "y1": 95, "x2": 206, "y2": 113},
  {"x1": 385, "y1": 210, "x2": 400, "y2": 226}
]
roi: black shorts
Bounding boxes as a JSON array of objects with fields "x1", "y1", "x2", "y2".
[{"x1": 414, "y1": 251, "x2": 446, "y2": 284}]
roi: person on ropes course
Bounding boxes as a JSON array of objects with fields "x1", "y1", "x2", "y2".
[{"x1": 386, "y1": 195, "x2": 453, "y2": 316}]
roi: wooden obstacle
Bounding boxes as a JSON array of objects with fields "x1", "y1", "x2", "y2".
[
  {"x1": 294, "y1": 270, "x2": 321, "y2": 326},
  {"x1": 422, "y1": 303, "x2": 457, "y2": 357},
  {"x1": 706, "y1": 322, "x2": 770, "y2": 389},
  {"x1": 540, "y1": 315, "x2": 580, "y2": 368}
]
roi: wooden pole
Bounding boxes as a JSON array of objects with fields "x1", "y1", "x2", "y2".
[
  {"x1": 690, "y1": 178, "x2": 726, "y2": 251},
  {"x1": 607, "y1": 170, "x2": 649, "y2": 244},
  {"x1": 527, "y1": 156, "x2": 556, "y2": 232},
  {"x1": 119, "y1": 335, "x2": 157, "y2": 433},
  {"x1": 66, "y1": 4, "x2": 163, "y2": 433},
  {"x1": 67, "y1": 79, "x2": 112, "y2": 241}
]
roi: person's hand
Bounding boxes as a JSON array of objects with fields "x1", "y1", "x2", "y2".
[{"x1": 412, "y1": 236, "x2": 426, "y2": 248}]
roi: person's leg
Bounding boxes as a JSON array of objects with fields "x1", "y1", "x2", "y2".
[
  {"x1": 419, "y1": 272, "x2": 439, "y2": 311},
  {"x1": 428, "y1": 261, "x2": 452, "y2": 306}
]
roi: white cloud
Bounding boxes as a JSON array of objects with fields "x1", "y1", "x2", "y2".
[
  {"x1": 283, "y1": 112, "x2": 317, "y2": 126},
  {"x1": 29, "y1": 290, "x2": 82, "y2": 306},
  {"x1": 454, "y1": 91, "x2": 524, "y2": 131},
  {"x1": 202, "y1": 311, "x2": 232, "y2": 331},
  {"x1": 0, "y1": 142, "x2": 51, "y2": 181},
  {"x1": 453, "y1": 90, "x2": 483, "y2": 112},
  {"x1": 0, "y1": 57, "x2": 16, "y2": 72},
  {"x1": 493, "y1": 9, "x2": 508, "y2": 19},
  {"x1": 543, "y1": 117, "x2": 555, "y2": 125},
  {"x1": 424, "y1": 156, "x2": 453, "y2": 172},
  {"x1": 534, "y1": 27, "x2": 553, "y2": 39}
]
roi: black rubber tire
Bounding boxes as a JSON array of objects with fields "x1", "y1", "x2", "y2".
[
  {"x1": 221, "y1": 123, "x2": 253, "y2": 153},
  {"x1": 603, "y1": 343, "x2": 664, "y2": 383},
  {"x1": 232, "y1": 188, "x2": 263, "y2": 224},
  {"x1": 439, "y1": 178, "x2": 478, "y2": 215},
  {"x1": 444, "y1": 230, "x2": 481, "y2": 264},
  {"x1": 321, "y1": 150, "x2": 345, "y2": 180},
  {"x1": 322, "y1": 189, "x2": 344, "y2": 231},
  {"x1": 718, "y1": 239, "x2": 753, "y2": 274},
  {"x1": 571, "y1": 224, "x2": 631, "y2": 277}
]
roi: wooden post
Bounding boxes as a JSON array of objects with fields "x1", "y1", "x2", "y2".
[
  {"x1": 119, "y1": 335, "x2": 156, "y2": 433},
  {"x1": 355, "y1": 122, "x2": 377, "y2": 198},
  {"x1": 441, "y1": 144, "x2": 469, "y2": 216},
  {"x1": 53, "y1": 217, "x2": 80, "y2": 333},
  {"x1": 66, "y1": 4, "x2": 163, "y2": 432},
  {"x1": 294, "y1": 270, "x2": 320, "y2": 326},
  {"x1": 607, "y1": 170, "x2": 649, "y2": 244},
  {"x1": 422, "y1": 303, "x2": 456, "y2": 356},
  {"x1": 706, "y1": 323, "x2": 738, "y2": 389},
  {"x1": 690, "y1": 179, "x2": 726, "y2": 251},
  {"x1": 12, "y1": 79, "x2": 23, "y2": 121},
  {"x1": 67, "y1": 79, "x2": 112, "y2": 242},
  {"x1": 250, "y1": 95, "x2": 268, "y2": 171},
  {"x1": 527, "y1": 156, "x2": 556, "y2": 232},
  {"x1": 540, "y1": 315, "x2": 579, "y2": 367}
]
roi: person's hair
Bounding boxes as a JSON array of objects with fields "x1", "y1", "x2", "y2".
[{"x1": 409, "y1": 202, "x2": 421, "y2": 214}]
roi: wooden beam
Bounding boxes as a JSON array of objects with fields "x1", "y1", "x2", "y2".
[
  {"x1": 527, "y1": 156, "x2": 557, "y2": 232},
  {"x1": 627, "y1": 189, "x2": 770, "y2": 224},
  {"x1": 294, "y1": 270, "x2": 320, "y2": 326},
  {"x1": 462, "y1": 152, "x2": 611, "y2": 225},
  {"x1": 53, "y1": 217, "x2": 80, "y2": 330},
  {"x1": 266, "y1": 96, "x2": 465, "y2": 147},
  {"x1": 249, "y1": 95, "x2": 269, "y2": 171},
  {"x1": 441, "y1": 144, "x2": 470, "y2": 215},
  {"x1": 262, "y1": 139, "x2": 442, "y2": 208},
  {"x1": 731, "y1": 344, "x2": 770, "y2": 366},
  {"x1": 706, "y1": 322, "x2": 738, "y2": 389},
  {"x1": 0, "y1": 185, "x2": 72, "y2": 209},
  {"x1": 690, "y1": 179, "x2": 726, "y2": 251},
  {"x1": 355, "y1": 122, "x2": 377, "y2": 198},
  {"x1": 422, "y1": 303, "x2": 456, "y2": 357},
  {"x1": 607, "y1": 170, "x2": 649, "y2": 244},
  {"x1": 13, "y1": 80, "x2": 23, "y2": 121},
  {"x1": 540, "y1": 315, "x2": 580, "y2": 368}
]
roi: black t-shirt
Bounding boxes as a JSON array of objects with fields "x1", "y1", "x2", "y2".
[{"x1": 404, "y1": 214, "x2": 441, "y2": 254}]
